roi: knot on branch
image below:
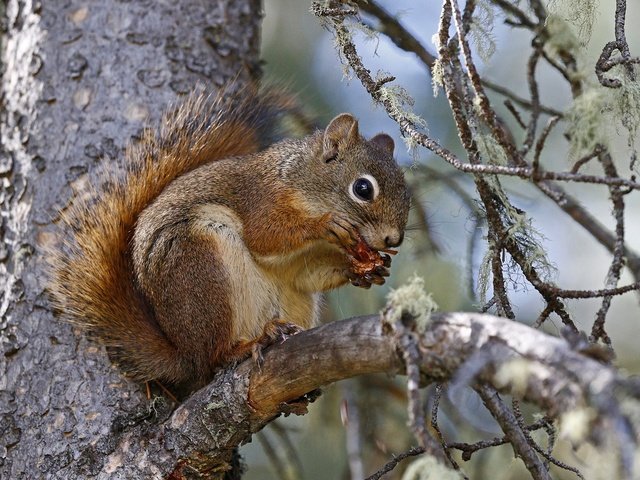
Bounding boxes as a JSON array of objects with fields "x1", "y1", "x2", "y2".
[{"x1": 596, "y1": 40, "x2": 639, "y2": 88}]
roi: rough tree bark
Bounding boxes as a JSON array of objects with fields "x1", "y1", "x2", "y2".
[{"x1": 0, "y1": 0, "x2": 261, "y2": 477}]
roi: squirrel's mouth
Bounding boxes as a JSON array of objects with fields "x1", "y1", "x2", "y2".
[
  {"x1": 349, "y1": 231, "x2": 398, "y2": 257},
  {"x1": 343, "y1": 233, "x2": 397, "y2": 276}
]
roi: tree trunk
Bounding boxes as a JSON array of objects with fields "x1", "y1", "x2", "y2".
[{"x1": 0, "y1": 0, "x2": 260, "y2": 477}]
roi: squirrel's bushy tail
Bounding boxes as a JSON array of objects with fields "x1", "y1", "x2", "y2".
[{"x1": 48, "y1": 85, "x2": 299, "y2": 384}]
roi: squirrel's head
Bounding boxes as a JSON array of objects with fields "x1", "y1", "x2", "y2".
[{"x1": 305, "y1": 113, "x2": 411, "y2": 251}]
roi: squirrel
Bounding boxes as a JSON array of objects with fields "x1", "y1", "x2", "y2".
[{"x1": 48, "y1": 85, "x2": 410, "y2": 390}]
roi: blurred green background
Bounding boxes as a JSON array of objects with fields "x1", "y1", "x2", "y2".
[{"x1": 241, "y1": 1, "x2": 640, "y2": 478}]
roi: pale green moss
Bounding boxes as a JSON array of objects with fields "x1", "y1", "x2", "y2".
[
  {"x1": 383, "y1": 275, "x2": 438, "y2": 333},
  {"x1": 559, "y1": 407, "x2": 597, "y2": 444},
  {"x1": 575, "y1": 443, "x2": 623, "y2": 480},
  {"x1": 612, "y1": 68, "x2": 640, "y2": 157},
  {"x1": 475, "y1": 182, "x2": 555, "y2": 304},
  {"x1": 402, "y1": 454, "x2": 464, "y2": 480},
  {"x1": 352, "y1": 17, "x2": 379, "y2": 42},
  {"x1": 476, "y1": 139, "x2": 548, "y2": 296},
  {"x1": 566, "y1": 87, "x2": 609, "y2": 158},
  {"x1": 544, "y1": 14, "x2": 583, "y2": 59},
  {"x1": 494, "y1": 358, "x2": 549, "y2": 397},
  {"x1": 378, "y1": 83, "x2": 428, "y2": 161},
  {"x1": 566, "y1": 75, "x2": 640, "y2": 161},
  {"x1": 378, "y1": 84, "x2": 427, "y2": 129},
  {"x1": 431, "y1": 58, "x2": 445, "y2": 97}
]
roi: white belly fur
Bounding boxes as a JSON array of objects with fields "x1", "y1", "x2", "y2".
[{"x1": 193, "y1": 204, "x2": 320, "y2": 342}]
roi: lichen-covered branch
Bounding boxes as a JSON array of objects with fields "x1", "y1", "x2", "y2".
[{"x1": 101, "y1": 312, "x2": 636, "y2": 478}]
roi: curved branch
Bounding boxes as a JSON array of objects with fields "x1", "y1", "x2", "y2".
[{"x1": 102, "y1": 312, "x2": 630, "y2": 478}]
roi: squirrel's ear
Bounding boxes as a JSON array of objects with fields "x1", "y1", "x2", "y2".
[
  {"x1": 370, "y1": 133, "x2": 395, "y2": 156},
  {"x1": 323, "y1": 113, "x2": 359, "y2": 162}
]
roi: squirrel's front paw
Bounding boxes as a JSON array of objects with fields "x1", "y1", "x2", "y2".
[
  {"x1": 344, "y1": 238, "x2": 395, "y2": 288},
  {"x1": 346, "y1": 263, "x2": 390, "y2": 289}
]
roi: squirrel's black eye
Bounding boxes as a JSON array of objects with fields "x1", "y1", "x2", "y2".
[
  {"x1": 353, "y1": 178, "x2": 373, "y2": 200},
  {"x1": 351, "y1": 176, "x2": 379, "y2": 203}
]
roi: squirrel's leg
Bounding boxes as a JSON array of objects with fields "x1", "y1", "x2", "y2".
[
  {"x1": 143, "y1": 210, "x2": 305, "y2": 382},
  {"x1": 139, "y1": 228, "x2": 238, "y2": 385}
]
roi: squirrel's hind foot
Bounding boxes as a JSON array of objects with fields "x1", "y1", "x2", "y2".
[
  {"x1": 232, "y1": 319, "x2": 304, "y2": 369},
  {"x1": 251, "y1": 319, "x2": 304, "y2": 368}
]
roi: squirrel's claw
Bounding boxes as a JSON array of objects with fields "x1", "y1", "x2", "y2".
[
  {"x1": 374, "y1": 265, "x2": 390, "y2": 277},
  {"x1": 251, "y1": 343, "x2": 266, "y2": 370},
  {"x1": 364, "y1": 272, "x2": 386, "y2": 286},
  {"x1": 346, "y1": 270, "x2": 376, "y2": 289},
  {"x1": 262, "y1": 319, "x2": 304, "y2": 343},
  {"x1": 251, "y1": 319, "x2": 304, "y2": 370},
  {"x1": 345, "y1": 259, "x2": 390, "y2": 289}
]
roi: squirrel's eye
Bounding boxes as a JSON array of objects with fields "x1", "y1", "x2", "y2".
[{"x1": 350, "y1": 175, "x2": 379, "y2": 203}]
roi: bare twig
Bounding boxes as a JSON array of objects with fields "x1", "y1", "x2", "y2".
[
  {"x1": 450, "y1": 0, "x2": 521, "y2": 163},
  {"x1": 570, "y1": 146, "x2": 603, "y2": 173},
  {"x1": 448, "y1": 418, "x2": 548, "y2": 460},
  {"x1": 512, "y1": 399, "x2": 585, "y2": 479},
  {"x1": 353, "y1": 0, "x2": 436, "y2": 69},
  {"x1": 521, "y1": 43, "x2": 543, "y2": 157},
  {"x1": 430, "y1": 384, "x2": 468, "y2": 477},
  {"x1": 257, "y1": 432, "x2": 301, "y2": 480},
  {"x1": 485, "y1": 78, "x2": 564, "y2": 117},
  {"x1": 489, "y1": 0, "x2": 536, "y2": 28},
  {"x1": 545, "y1": 282, "x2": 639, "y2": 299},
  {"x1": 365, "y1": 446, "x2": 426, "y2": 480},
  {"x1": 532, "y1": 116, "x2": 561, "y2": 172},
  {"x1": 476, "y1": 385, "x2": 551, "y2": 480},
  {"x1": 592, "y1": 151, "x2": 627, "y2": 345},
  {"x1": 341, "y1": 382, "x2": 365, "y2": 480},
  {"x1": 504, "y1": 99, "x2": 528, "y2": 129}
]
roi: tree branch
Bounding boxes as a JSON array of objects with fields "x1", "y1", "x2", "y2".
[{"x1": 102, "y1": 312, "x2": 633, "y2": 478}]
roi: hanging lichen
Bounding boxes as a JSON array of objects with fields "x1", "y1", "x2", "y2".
[
  {"x1": 475, "y1": 134, "x2": 509, "y2": 166},
  {"x1": 431, "y1": 58, "x2": 445, "y2": 97},
  {"x1": 565, "y1": 87, "x2": 609, "y2": 158},
  {"x1": 610, "y1": 67, "x2": 640, "y2": 168},
  {"x1": 547, "y1": 0, "x2": 598, "y2": 47},
  {"x1": 469, "y1": 0, "x2": 497, "y2": 63},
  {"x1": 566, "y1": 72, "x2": 640, "y2": 164}
]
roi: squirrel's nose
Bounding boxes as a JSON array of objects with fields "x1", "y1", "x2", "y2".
[{"x1": 384, "y1": 230, "x2": 404, "y2": 248}]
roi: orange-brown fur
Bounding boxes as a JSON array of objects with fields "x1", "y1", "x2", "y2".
[{"x1": 48, "y1": 86, "x2": 410, "y2": 390}]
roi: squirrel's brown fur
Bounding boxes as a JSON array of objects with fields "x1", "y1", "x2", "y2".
[{"x1": 48, "y1": 85, "x2": 410, "y2": 389}]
